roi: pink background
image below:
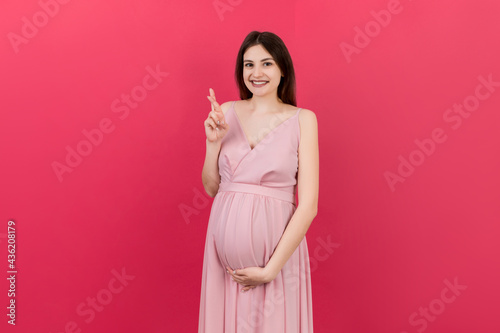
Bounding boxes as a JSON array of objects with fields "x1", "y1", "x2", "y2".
[{"x1": 1, "y1": 0, "x2": 500, "y2": 332}]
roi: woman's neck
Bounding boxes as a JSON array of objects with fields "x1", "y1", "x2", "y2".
[{"x1": 247, "y1": 94, "x2": 283, "y2": 115}]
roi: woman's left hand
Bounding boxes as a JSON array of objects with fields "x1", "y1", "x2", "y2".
[{"x1": 226, "y1": 266, "x2": 277, "y2": 292}]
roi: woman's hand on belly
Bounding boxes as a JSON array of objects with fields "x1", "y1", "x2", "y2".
[{"x1": 225, "y1": 265, "x2": 278, "y2": 292}]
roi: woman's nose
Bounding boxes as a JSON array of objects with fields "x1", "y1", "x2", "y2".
[{"x1": 253, "y1": 65, "x2": 263, "y2": 77}]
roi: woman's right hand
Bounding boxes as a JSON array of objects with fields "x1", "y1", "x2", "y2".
[{"x1": 205, "y1": 88, "x2": 229, "y2": 143}]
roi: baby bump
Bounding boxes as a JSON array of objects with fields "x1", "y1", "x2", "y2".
[{"x1": 212, "y1": 193, "x2": 293, "y2": 269}]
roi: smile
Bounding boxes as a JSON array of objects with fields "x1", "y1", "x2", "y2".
[{"x1": 251, "y1": 80, "x2": 268, "y2": 87}]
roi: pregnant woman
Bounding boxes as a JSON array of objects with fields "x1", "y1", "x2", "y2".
[{"x1": 199, "y1": 31, "x2": 319, "y2": 333}]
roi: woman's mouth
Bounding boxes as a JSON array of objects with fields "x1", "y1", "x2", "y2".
[{"x1": 251, "y1": 80, "x2": 268, "y2": 88}]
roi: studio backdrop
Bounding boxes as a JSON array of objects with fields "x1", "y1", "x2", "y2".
[{"x1": 1, "y1": 0, "x2": 499, "y2": 332}]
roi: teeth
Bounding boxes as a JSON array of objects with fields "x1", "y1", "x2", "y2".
[{"x1": 253, "y1": 81, "x2": 267, "y2": 85}]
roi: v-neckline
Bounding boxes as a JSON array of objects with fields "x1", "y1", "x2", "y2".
[{"x1": 231, "y1": 102, "x2": 301, "y2": 151}]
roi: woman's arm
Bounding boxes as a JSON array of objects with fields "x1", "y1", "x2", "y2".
[
  {"x1": 202, "y1": 139, "x2": 222, "y2": 197},
  {"x1": 263, "y1": 108, "x2": 319, "y2": 279},
  {"x1": 202, "y1": 95, "x2": 231, "y2": 197},
  {"x1": 227, "y1": 109, "x2": 319, "y2": 290}
]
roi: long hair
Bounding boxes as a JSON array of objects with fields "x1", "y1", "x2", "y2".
[{"x1": 235, "y1": 31, "x2": 297, "y2": 107}]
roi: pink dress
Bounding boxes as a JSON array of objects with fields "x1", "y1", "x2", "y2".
[{"x1": 199, "y1": 101, "x2": 313, "y2": 333}]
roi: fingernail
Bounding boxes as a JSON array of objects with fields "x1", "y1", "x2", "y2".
[
  {"x1": 241, "y1": 289, "x2": 246, "y2": 293},
  {"x1": 217, "y1": 120, "x2": 220, "y2": 124}
]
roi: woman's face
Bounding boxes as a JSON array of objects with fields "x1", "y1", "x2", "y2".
[{"x1": 242, "y1": 44, "x2": 282, "y2": 99}]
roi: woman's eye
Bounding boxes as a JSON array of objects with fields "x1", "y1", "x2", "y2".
[
  {"x1": 244, "y1": 63, "x2": 253, "y2": 67},
  {"x1": 264, "y1": 62, "x2": 272, "y2": 66}
]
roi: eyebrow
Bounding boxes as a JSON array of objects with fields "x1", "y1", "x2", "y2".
[{"x1": 243, "y1": 58, "x2": 274, "y2": 63}]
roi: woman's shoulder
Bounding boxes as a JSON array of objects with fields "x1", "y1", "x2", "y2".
[
  {"x1": 297, "y1": 107, "x2": 318, "y2": 129},
  {"x1": 288, "y1": 103, "x2": 315, "y2": 119},
  {"x1": 297, "y1": 107, "x2": 316, "y2": 118},
  {"x1": 220, "y1": 101, "x2": 235, "y2": 116},
  {"x1": 279, "y1": 102, "x2": 315, "y2": 116}
]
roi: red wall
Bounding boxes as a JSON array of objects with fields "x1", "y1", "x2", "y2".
[{"x1": 1, "y1": 0, "x2": 499, "y2": 332}]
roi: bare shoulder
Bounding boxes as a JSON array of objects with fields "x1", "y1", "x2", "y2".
[
  {"x1": 298, "y1": 108, "x2": 318, "y2": 130},
  {"x1": 220, "y1": 101, "x2": 234, "y2": 116}
]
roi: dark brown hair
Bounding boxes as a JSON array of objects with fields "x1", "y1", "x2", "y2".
[{"x1": 235, "y1": 31, "x2": 297, "y2": 106}]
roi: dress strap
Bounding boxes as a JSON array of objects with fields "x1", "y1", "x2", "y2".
[{"x1": 296, "y1": 108, "x2": 302, "y2": 143}]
